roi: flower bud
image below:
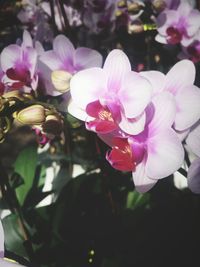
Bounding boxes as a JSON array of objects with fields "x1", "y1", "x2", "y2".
[
  {"x1": 128, "y1": 23, "x2": 144, "y2": 34},
  {"x1": 51, "y1": 70, "x2": 72, "y2": 93},
  {"x1": 128, "y1": 2, "x2": 143, "y2": 13},
  {"x1": 42, "y1": 115, "x2": 63, "y2": 135},
  {"x1": 14, "y1": 105, "x2": 46, "y2": 125},
  {"x1": 152, "y1": 0, "x2": 166, "y2": 12}
]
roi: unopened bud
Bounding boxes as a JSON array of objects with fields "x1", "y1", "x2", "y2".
[
  {"x1": 42, "y1": 115, "x2": 63, "y2": 135},
  {"x1": 128, "y1": 2, "x2": 143, "y2": 13},
  {"x1": 117, "y1": 0, "x2": 126, "y2": 8},
  {"x1": 128, "y1": 23, "x2": 144, "y2": 34},
  {"x1": 152, "y1": 0, "x2": 166, "y2": 12},
  {"x1": 14, "y1": 104, "x2": 46, "y2": 125},
  {"x1": 51, "y1": 70, "x2": 72, "y2": 93}
]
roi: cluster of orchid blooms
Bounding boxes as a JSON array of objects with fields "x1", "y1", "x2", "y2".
[
  {"x1": 0, "y1": 28, "x2": 200, "y2": 194},
  {"x1": 16, "y1": 0, "x2": 200, "y2": 63}
]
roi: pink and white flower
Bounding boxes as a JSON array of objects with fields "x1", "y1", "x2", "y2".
[
  {"x1": 105, "y1": 92, "x2": 184, "y2": 193},
  {"x1": 155, "y1": 2, "x2": 200, "y2": 46},
  {"x1": 141, "y1": 59, "x2": 200, "y2": 133},
  {"x1": 39, "y1": 34, "x2": 103, "y2": 96},
  {"x1": 0, "y1": 31, "x2": 38, "y2": 93},
  {"x1": 69, "y1": 49, "x2": 153, "y2": 135}
]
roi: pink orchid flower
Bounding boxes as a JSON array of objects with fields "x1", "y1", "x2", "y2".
[
  {"x1": 39, "y1": 34, "x2": 103, "y2": 96},
  {"x1": 0, "y1": 31, "x2": 38, "y2": 93},
  {"x1": 69, "y1": 49, "x2": 153, "y2": 135},
  {"x1": 141, "y1": 59, "x2": 200, "y2": 132},
  {"x1": 0, "y1": 220, "x2": 26, "y2": 266},
  {"x1": 105, "y1": 92, "x2": 184, "y2": 193},
  {"x1": 155, "y1": 2, "x2": 200, "y2": 46}
]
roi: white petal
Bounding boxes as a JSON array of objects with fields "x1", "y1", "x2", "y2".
[
  {"x1": 132, "y1": 159, "x2": 157, "y2": 193},
  {"x1": 70, "y1": 68, "x2": 107, "y2": 109}
]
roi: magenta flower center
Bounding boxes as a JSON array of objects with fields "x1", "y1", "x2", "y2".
[
  {"x1": 166, "y1": 27, "x2": 182, "y2": 44},
  {"x1": 6, "y1": 67, "x2": 31, "y2": 87}
]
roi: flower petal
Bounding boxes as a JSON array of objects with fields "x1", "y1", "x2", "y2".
[
  {"x1": 103, "y1": 49, "x2": 131, "y2": 92},
  {"x1": 86, "y1": 120, "x2": 117, "y2": 134},
  {"x1": 74, "y1": 47, "x2": 103, "y2": 71},
  {"x1": 119, "y1": 71, "x2": 152, "y2": 118},
  {"x1": 148, "y1": 92, "x2": 176, "y2": 135},
  {"x1": 186, "y1": 121, "x2": 200, "y2": 157},
  {"x1": 119, "y1": 112, "x2": 146, "y2": 135},
  {"x1": 1, "y1": 45, "x2": 22, "y2": 71},
  {"x1": 174, "y1": 85, "x2": 200, "y2": 131},
  {"x1": 39, "y1": 51, "x2": 62, "y2": 71},
  {"x1": 146, "y1": 129, "x2": 184, "y2": 179},
  {"x1": 140, "y1": 70, "x2": 166, "y2": 95},
  {"x1": 68, "y1": 100, "x2": 89, "y2": 121},
  {"x1": 132, "y1": 159, "x2": 157, "y2": 193},
  {"x1": 186, "y1": 10, "x2": 200, "y2": 36},
  {"x1": 106, "y1": 138, "x2": 135, "y2": 171},
  {"x1": 187, "y1": 158, "x2": 200, "y2": 194},
  {"x1": 165, "y1": 60, "x2": 195, "y2": 95},
  {"x1": 70, "y1": 67, "x2": 107, "y2": 109},
  {"x1": 22, "y1": 30, "x2": 33, "y2": 47},
  {"x1": 53, "y1": 35, "x2": 75, "y2": 66}
]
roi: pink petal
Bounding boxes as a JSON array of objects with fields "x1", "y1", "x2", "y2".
[
  {"x1": 103, "y1": 49, "x2": 131, "y2": 93},
  {"x1": 22, "y1": 30, "x2": 33, "y2": 47},
  {"x1": 156, "y1": 10, "x2": 179, "y2": 36},
  {"x1": 23, "y1": 47, "x2": 37, "y2": 78},
  {"x1": 53, "y1": 35, "x2": 74, "y2": 66},
  {"x1": 106, "y1": 138, "x2": 135, "y2": 171},
  {"x1": 39, "y1": 51, "x2": 62, "y2": 70},
  {"x1": 187, "y1": 10, "x2": 200, "y2": 36},
  {"x1": 132, "y1": 159, "x2": 157, "y2": 193},
  {"x1": 119, "y1": 111, "x2": 146, "y2": 135},
  {"x1": 70, "y1": 67, "x2": 107, "y2": 109},
  {"x1": 187, "y1": 158, "x2": 200, "y2": 194},
  {"x1": 140, "y1": 71, "x2": 166, "y2": 95},
  {"x1": 186, "y1": 122, "x2": 200, "y2": 157},
  {"x1": 74, "y1": 47, "x2": 103, "y2": 71},
  {"x1": 146, "y1": 129, "x2": 184, "y2": 179},
  {"x1": 165, "y1": 60, "x2": 195, "y2": 95},
  {"x1": 0, "y1": 220, "x2": 4, "y2": 257},
  {"x1": 148, "y1": 92, "x2": 176, "y2": 135},
  {"x1": 118, "y1": 71, "x2": 152, "y2": 118},
  {"x1": 86, "y1": 100, "x2": 104, "y2": 118},
  {"x1": 86, "y1": 119, "x2": 117, "y2": 134},
  {"x1": 174, "y1": 85, "x2": 200, "y2": 131},
  {"x1": 1, "y1": 45, "x2": 22, "y2": 71}
]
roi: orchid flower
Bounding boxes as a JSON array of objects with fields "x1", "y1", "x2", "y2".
[
  {"x1": 141, "y1": 59, "x2": 200, "y2": 133},
  {"x1": 39, "y1": 34, "x2": 103, "y2": 96},
  {"x1": 69, "y1": 49, "x2": 153, "y2": 135},
  {"x1": 105, "y1": 92, "x2": 184, "y2": 193},
  {"x1": 155, "y1": 2, "x2": 200, "y2": 46},
  {"x1": 0, "y1": 220, "x2": 26, "y2": 266},
  {"x1": 0, "y1": 30, "x2": 38, "y2": 93}
]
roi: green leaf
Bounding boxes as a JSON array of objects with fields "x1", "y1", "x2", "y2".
[
  {"x1": 14, "y1": 145, "x2": 38, "y2": 205},
  {"x1": 126, "y1": 190, "x2": 150, "y2": 210},
  {"x1": 2, "y1": 214, "x2": 28, "y2": 258}
]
